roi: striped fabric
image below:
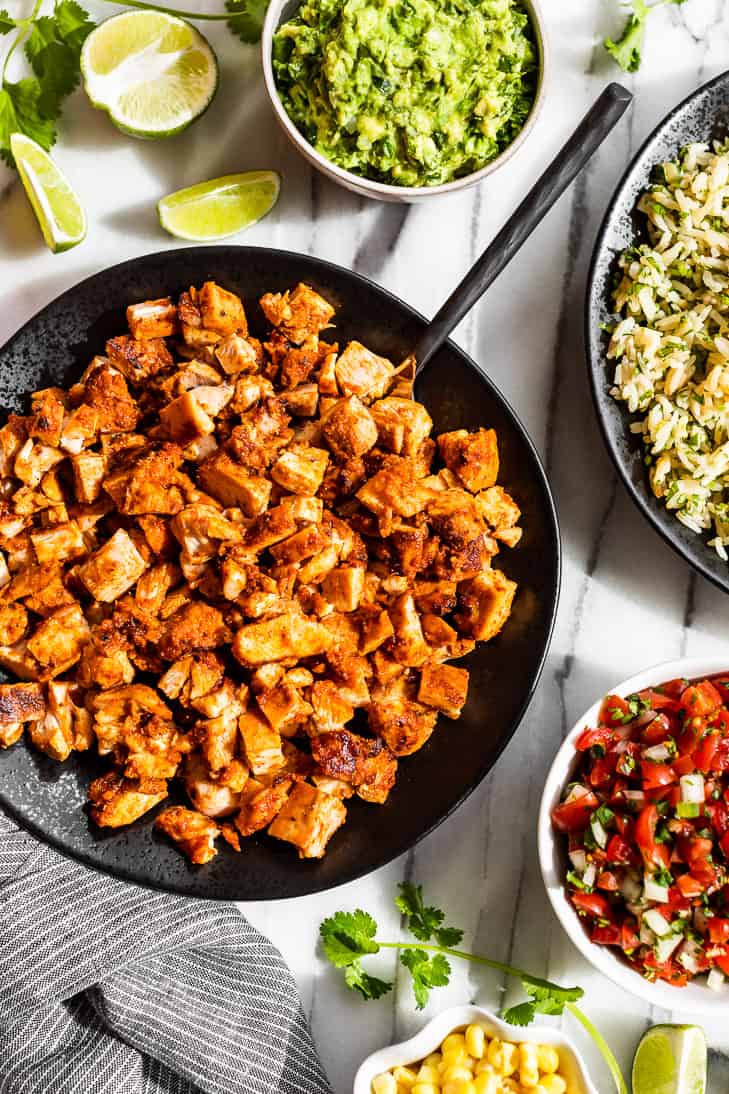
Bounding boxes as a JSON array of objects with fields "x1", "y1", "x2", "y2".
[{"x1": 0, "y1": 811, "x2": 332, "y2": 1094}]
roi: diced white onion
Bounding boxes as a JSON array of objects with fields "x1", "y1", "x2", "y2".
[
  {"x1": 623, "y1": 790, "x2": 646, "y2": 805},
  {"x1": 590, "y1": 817, "x2": 608, "y2": 849},
  {"x1": 680, "y1": 772, "x2": 705, "y2": 804},
  {"x1": 569, "y1": 849, "x2": 587, "y2": 874},
  {"x1": 655, "y1": 933, "x2": 683, "y2": 964},
  {"x1": 644, "y1": 876, "x2": 671, "y2": 903},
  {"x1": 620, "y1": 874, "x2": 643, "y2": 902},
  {"x1": 643, "y1": 908, "x2": 672, "y2": 936},
  {"x1": 583, "y1": 863, "x2": 597, "y2": 889},
  {"x1": 677, "y1": 939, "x2": 703, "y2": 975},
  {"x1": 639, "y1": 924, "x2": 657, "y2": 946},
  {"x1": 708, "y1": 968, "x2": 726, "y2": 992},
  {"x1": 643, "y1": 743, "x2": 671, "y2": 762}
]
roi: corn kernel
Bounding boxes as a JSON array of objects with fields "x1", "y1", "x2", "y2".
[
  {"x1": 442, "y1": 1033, "x2": 467, "y2": 1055},
  {"x1": 500, "y1": 1081, "x2": 521, "y2": 1094},
  {"x1": 372, "y1": 1073, "x2": 397, "y2": 1094},
  {"x1": 536, "y1": 1076, "x2": 567, "y2": 1094},
  {"x1": 465, "y1": 1025, "x2": 486, "y2": 1060},
  {"x1": 487, "y1": 1039, "x2": 518, "y2": 1076},
  {"x1": 441, "y1": 1066, "x2": 474, "y2": 1084},
  {"x1": 536, "y1": 1046, "x2": 560, "y2": 1075},
  {"x1": 443, "y1": 1083, "x2": 477, "y2": 1094},
  {"x1": 412, "y1": 1085, "x2": 439, "y2": 1094},
  {"x1": 440, "y1": 1053, "x2": 474, "y2": 1073},
  {"x1": 519, "y1": 1042, "x2": 540, "y2": 1088},
  {"x1": 416, "y1": 1066, "x2": 440, "y2": 1085},
  {"x1": 393, "y1": 1066, "x2": 418, "y2": 1089},
  {"x1": 424, "y1": 1054, "x2": 443, "y2": 1069},
  {"x1": 474, "y1": 1072, "x2": 500, "y2": 1094}
]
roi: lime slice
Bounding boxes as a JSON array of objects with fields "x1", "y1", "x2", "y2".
[
  {"x1": 10, "y1": 134, "x2": 86, "y2": 253},
  {"x1": 158, "y1": 172, "x2": 281, "y2": 241},
  {"x1": 80, "y1": 11, "x2": 218, "y2": 139},
  {"x1": 632, "y1": 1025, "x2": 707, "y2": 1094}
]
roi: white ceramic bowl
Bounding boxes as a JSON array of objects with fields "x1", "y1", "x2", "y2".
[
  {"x1": 353, "y1": 1004, "x2": 598, "y2": 1094},
  {"x1": 261, "y1": 0, "x2": 549, "y2": 203},
  {"x1": 538, "y1": 656, "x2": 729, "y2": 1015}
]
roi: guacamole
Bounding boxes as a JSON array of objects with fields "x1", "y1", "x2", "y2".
[{"x1": 272, "y1": 0, "x2": 537, "y2": 188}]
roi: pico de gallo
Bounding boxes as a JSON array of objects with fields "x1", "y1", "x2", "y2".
[{"x1": 552, "y1": 675, "x2": 729, "y2": 990}]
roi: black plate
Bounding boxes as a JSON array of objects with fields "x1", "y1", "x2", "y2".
[
  {"x1": 586, "y1": 71, "x2": 729, "y2": 594},
  {"x1": 0, "y1": 247, "x2": 560, "y2": 899}
]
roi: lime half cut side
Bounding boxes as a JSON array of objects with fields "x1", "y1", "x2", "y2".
[
  {"x1": 80, "y1": 11, "x2": 218, "y2": 139},
  {"x1": 632, "y1": 1025, "x2": 707, "y2": 1094},
  {"x1": 158, "y1": 172, "x2": 281, "y2": 241},
  {"x1": 10, "y1": 134, "x2": 87, "y2": 253}
]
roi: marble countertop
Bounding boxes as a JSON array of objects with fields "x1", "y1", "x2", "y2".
[{"x1": 3, "y1": 0, "x2": 729, "y2": 1090}]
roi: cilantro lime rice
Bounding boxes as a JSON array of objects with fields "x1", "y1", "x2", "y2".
[
  {"x1": 608, "y1": 141, "x2": 729, "y2": 560},
  {"x1": 271, "y1": 0, "x2": 537, "y2": 188}
]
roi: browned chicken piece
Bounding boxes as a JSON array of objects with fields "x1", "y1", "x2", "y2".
[
  {"x1": 322, "y1": 565, "x2": 365, "y2": 612},
  {"x1": 155, "y1": 805, "x2": 220, "y2": 864},
  {"x1": 77, "y1": 528, "x2": 147, "y2": 602},
  {"x1": 309, "y1": 679, "x2": 354, "y2": 732},
  {"x1": 26, "y1": 603, "x2": 90, "y2": 677},
  {"x1": 356, "y1": 456, "x2": 437, "y2": 520},
  {"x1": 228, "y1": 399, "x2": 291, "y2": 470},
  {"x1": 103, "y1": 443, "x2": 184, "y2": 516},
  {"x1": 197, "y1": 703, "x2": 243, "y2": 773},
  {"x1": 59, "y1": 404, "x2": 99, "y2": 455},
  {"x1": 159, "y1": 391, "x2": 215, "y2": 446},
  {"x1": 235, "y1": 775, "x2": 292, "y2": 837},
  {"x1": 82, "y1": 362, "x2": 139, "y2": 434},
  {"x1": 89, "y1": 771, "x2": 168, "y2": 828},
  {"x1": 322, "y1": 396, "x2": 378, "y2": 459},
  {"x1": 106, "y1": 335, "x2": 173, "y2": 382},
  {"x1": 137, "y1": 514, "x2": 177, "y2": 558},
  {"x1": 45, "y1": 680, "x2": 93, "y2": 752},
  {"x1": 414, "y1": 580, "x2": 458, "y2": 616},
  {"x1": 234, "y1": 612, "x2": 333, "y2": 666},
  {"x1": 231, "y1": 374, "x2": 275, "y2": 414},
  {"x1": 370, "y1": 397, "x2": 433, "y2": 456},
  {"x1": 278, "y1": 335, "x2": 322, "y2": 388},
  {"x1": 71, "y1": 452, "x2": 106, "y2": 504},
  {"x1": 126, "y1": 297, "x2": 178, "y2": 340},
  {"x1": 0, "y1": 682, "x2": 45, "y2": 743},
  {"x1": 243, "y1": 505, "x2": 300, "y2": 553},
  {"x1": 28, "y1": 389, "x2": 66, "y2": 448},
  {"x1": 270, "y1": 444, "x2": 329, "y2": 495},
  {"x1": 438, "y1": 428, "x2": 499, "y2": 493},
  {"x1": 269, "y1": 524, "x2": 329, "y2": 565},
  {"x1": 268, "y1": 781, "x2": 347, "y2": 859},
  {"x1": 135, "y1": 560, "x2": 180, "y2": 616},
  {"x1": 297, "y1": 545, "x2": 339, "y2": 586},
  {"x1": 427, "y1": 489, "x2": 487, "y2": 548},
  {"x1": 388, "y1": 592, "x2": 430, "y2": 667},
  {"x1": 359, "y1": 607, "x2": 395, "y2": 654},
  {"x1": 30, "y1": 520, "x2": 86, "y2": 565},
  {"x1": 257, "y1": 680, "x2": 312, "y2": 736},
  {"x1": 325, "y1": 647, "x2": 371, "y2": 707},
  {"x1": 238, "y1": 707, "x2": 286, "y2": 775},
  {"x1": 454, "y1": 569, "x2": 517, "y2": 642},
  {"x1": 259, "y1": 283, "x2": 335, "y2": 344},
  {"x1": 282, "y1": 383, "x2": 319, "y2": 417},
  {"x1": 14, "y1": 439, "x2": 65, "y2": 488},
  {"x1": 158, "y1": 602, "x2": 230, "y2": 660},
  {"x1": 119, "y1": 711, "x2": 183, "y2": 781},
  {"x1": 310, "y1": 729, "x2": 397, "y2": 804},
  {"x1": 335, "y1": 342, "x2": 394, "y2": 402},
  {"x1": 158, "y1": 650, "x2": 225, "y2": 705},
  {"x1": 170, "y1": 504, "x2": 240, "y2": 564},
  {"x1": 215, "y1": 333, "x2": 260, "y2": 375},
  {"x1": 183, "y1": 753, "x2": 246, "y2": 818},
  {"x1": 368, "y1": 694, "x2": 438, "y2": 756},
  {"x1": 0, "y1": 604, "x2": 28, "y2": 647},
  {"x1": 475, "y1": 484, "x2": 522, "y2": 544},
  {"x1": 417, "y1": 662, "x2": 470, "y2": 719},
  {"x1": 78, "y1": 622, "x2": 136, "y2": 690},
  {"x1": 198, "y1": 450, "x2": 272, "y2": 516},
  {"x1": 199, "y1": 281, "x2": 247, "y2": 336}
]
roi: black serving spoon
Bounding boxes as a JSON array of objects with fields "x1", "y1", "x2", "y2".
[{"x1": 406, "y1": 82, "x2": 633, "y2": 380}]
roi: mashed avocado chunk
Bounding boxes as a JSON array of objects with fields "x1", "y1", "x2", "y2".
[{"x1": 272, "y1": 0, "x2": 537, "y2": 188}]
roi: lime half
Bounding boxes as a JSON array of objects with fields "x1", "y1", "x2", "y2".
[
  {"x1": 632, "y1": 1025, "x2": 707, "y2": 1094},
  {"x1": 10, "y1": 134, "x2": 86, "y2": 253},
  {"x1": 80, "y1": 11, "x2": 218, "y2": 139},
  {"x1": 158, "y1": 172, "x2": 281, "y2": 241}
]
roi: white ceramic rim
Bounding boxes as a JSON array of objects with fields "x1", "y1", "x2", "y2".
[
  {"x1": 352, "y1": 1004, "x2": 599, "y2": 1094},
  {"x1": 538, "y1": 655, "x2": 729, "y2": 1015},
  {"x1": 261, "y1": 0, "x2": 549, "y2": 202}
]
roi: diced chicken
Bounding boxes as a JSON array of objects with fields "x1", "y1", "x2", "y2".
[
  {"x1": 282, "y1": 383, "x2": 319, "y2": 417},
  {"x1": 189, "y1": 384, "x2": 234, "y2": 419},
  {"x1": 0, "y1": 603, "x2": 27, "y2": 647},
  {"x1": 170, "y1": 504, "x2": 240, "y2": 564},
  {"x1": 279, "y1": 494, "x2": 323, "y2": 525},
  {"x1": 322, "y1": 565, "x2": 365, "y2": 612},
  {"x1": 368, "y1": 695, "x2": 438, "y2": 756},
  {"x1": 359, "y1": 607, "x2": 395, "y2": 654},
  {"x1": 0, "y1": 681, "x2": 45, "y2": 730},
  {"x1": 103, "y1": 443, "x2": 184, "y2": 516},
  {"x1": 335, "y1": 342, "x2": 394, "y2": 401},
  {"x1": 14, "y1": 439, "x2": 65, "y2": 488},
  {"x1": 270, "y1": 444, "x2": 329, "y2": 495},
  {"x1": 370, "y1": 396, "x2": 433, "y2": 456},
  {"x1": 30, "y1": 520, "x2": 86, "y2": 565},
  {"x1": 155, "y1": 805, "x2": 220, "y2": 864},
  {"x1": 356, "y1": 457, "x2": 437, "y2": 520},
  {"x1": 233, "y1": 613, "x2": 333, "y2": 666},
  {"x1": 126, "y1": 297, "x2": 178, "y2": 340},
  {"x1": 135, "y1": 560, "x2": 180, "y2": 616},
  {"x1": 239, "y1": 707, "x2": 286, "y2": 775},
  {"x1": 77, "y1": 528, "x2": 148, "y2": 602},
  {"x1": 228, "y1": 399, "x2": 292, "y2": 470},
  {"x1": 269, "y1": 524, "x2": 329, "y2": 565},
  {"x1": 215, "y1": 333, "x2": 260, "y2": 375},
  {"x1": 199, "y1": 281, "x2": 247, "y2": 336},
  {"x1": 322, "y1": 396, "x2": 378, "y2": 459},
  {"x1": 82, "y1": 363, "x2": 139, "y2": 433},
  {"x1": 26, "y1": 603, "x2": 90, "y2": 676},
  {"x1": 71, "y1": 452, "x2": 106, "y2": 504},
  {"x1": 388, "y1": 593, "x2": 429, "y2": 667},
  {"x1": 235, "y1": 775, "x2": 292, "y2": 837},
  {"x1": 268, "y1": 781, "x2": 346, "y2": 859},
  {"x1": 183, "y1": 754, "x2": 245, "y2": 818},
  {"x1": 259, "y1": 283, "x2": 335, "y2": 343},
  {"x1": 418, "y1": 662, "x2": 470, "y2": 719},
  {"x1": 414, "y1": 580, "x2": 458, "y2": 616},
  {"x1": 243, "y1": 505, "x2": 299, "y2": 552},
  {"x1": 88, "y1": 772, "x2": 168, "y2": 828},
  {"x1": 308, "y1": 679, "x2": 354, "y2": 732},
  {"x1": 28, "y1": 389, "x2": 65, "y2": 447},
  {"x1": 59, "y1": 405, "x2": 99, "y2": 454},
  {"x1": 159, "y1": 391, "x2": 215, "y2": 445},
  {"x1": 106, "y1": 335, "x2": 173, "y2": 382},
  {"x1": 258, "y1": 680, "x2": 312, "y2": 736},
  {"x1": 198, "y1": 449, "x2": 272, "y2": 516},
  {"x1": 438, "y1": 428, "x2": 499, "y2": 493},
  {"x1": 311, "y1": 729, "x2": 397, "y2": 804},
  {"x1": 158, "y1": 602, "x2": 230, "y2": 660},
  {"x1": 454, "y1": 569, "x2": 517, "y2": 641}
]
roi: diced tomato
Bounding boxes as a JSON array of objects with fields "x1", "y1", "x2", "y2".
[
  {"x1": 682, "y1": 837, "x2": 714, "y2": 865},
  {"x1": 597, "y1": 870, "x2": 619, "y2": 891},
  {"x1": 552, "y1": 789, "x2": 599, "y2": 833},
  {"x1": 576, "y1": 726, "x2": 614, "y2": 752},
  {"x1": 589, "y1": 753, "x2": 618, "y2": 789},
  {"x1": 639, "y1": 689, "x2": 681, "y2": 712},
  {"x1": 694, "y1": 732, "x2": 721, "y2": 775},
  {"x1": 714, "y1": 953, "x2": 729, "y2": 977},
  {"x1": 606, "y1": 834, "x2": 635, "y2": 865},
  {"x1": 680, "y1": 681, "x2": 722, "y2": 717},
  {"x1": 620, "y1": 920, "x2": 640, "y2": 952},
  {"x1": 601, "y1": 695, "x2": 631, "y2": 726},
  {"x1": 673, "y1": 754, "x2": 696, "y2": 778},
  {"x1": 708, "y1": 918, "x2": 729, "y2": 944},
  {"x1": 591, "y1": 923, "x2": 621, "y2": 946},
  {"x1": 707, "y1": 801, "x2": 729, "y2": 837},
  {"x1": 709, "y1": 676, "x2": 729, "y2": 704},
  {"x1": 642, "y1": 952, "x2": 689, "y2": 986},
  {"x1": 642, "y1": 713, "x2": 672, "y2": 744},
  {"x1": 642, "y1": 762, "x2": 677, "y2": 790},
  {"x1": 571, "y1": 891, "x2": 613, "y2": 920},
  {"x1": 665, "y1": 886, "x2": 690, "y2": 914},
  {"x1": 677, "y1": 873, "x2": 705, "y2": 898}
]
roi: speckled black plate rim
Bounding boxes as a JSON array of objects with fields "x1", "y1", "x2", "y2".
[
  {"x1": 585, "y1": 70, "x2": 729, "y2": 596},
  {"x1": 0, "y1": 245, "x2": 561, "y2": 899}
]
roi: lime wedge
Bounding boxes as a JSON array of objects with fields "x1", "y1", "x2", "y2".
[
  {"x1": 158, "y1": 171, "x2": 281, "y2": 241},
  {"x1": 10, "y1": 134, "x2": 87, "y2": 253},
  {"x1": 80, "y1": 11, "x2": 218, "y2": 139},
  {"x1": 632, "y1": 1025, "x2": 707, "y2": 1094}
]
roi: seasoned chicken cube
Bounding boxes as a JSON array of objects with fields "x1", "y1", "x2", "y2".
[
  {"x1": 88, "y1": 772, "x2": 167, "y2": 828},
  {"x1": 322, "y1": 565, "x2": 365, "y2": 612},
  {"x1": 370, "y1": 396, "x2": 433, "y2": 456},
  {"x1": 126, "y1": 297, "x2": 178, "y2": 340},
  {"x1": 359, "y1": 607, "x2": 395, "y2": 654},
  {"x1": 198, "y1": 450, "x2": 272, "y2": 516},
  {"x1": 183, "y1": 754, "x2": 246, "y2": 819},
  {"x1": 158, "y1": 602, "x2": 230, "y2": 660},
  {"x1": 229, "y1": 399, "x2": 292, "y2": 470},
  {"x1": 368, "y1": 695, "x2": 438, "y2": 756},
  {"x1": 155, "y1": 805, "x2": 220, "y2": 864},
  {"x1": 239, "y1": 707, "x2": 286, "y2": 775},
  {"x1": 259, "y1": 283, "x2": 335, "y2": 343},
  {"x1": 42, "y1": 680, "x2": 93, "y2": 754},
  {"x1": 322, "y1": 396, "x2": 378, "y2": 459},
  {"x1": 282, "y1": 383, "x2": 319, "y2": 417},
  {"x1": 280, "y1": 494, "x2": 323, "y2": 525},
  {"x1": 356, "y1": 457, "x2": 437, "y2": 520},
  {"x1": 233, "y1": 613, "x2": 333, "y2": 666},
  {"x1": 28, "y1": 389, "x2": 65, "y2": 448},
  {"x1": 106, "y1": 335, "x2": 173, "y2": 382},
  {"x1": 30, "y1": 520, "x2": 86, "y2": 565},
  {"x1": 335, "y1": 342, "x2": 394, "y2": 401},
  {"x1": 71, "y1": 452, "x2": 106, "y2": 504},
  {"x1": 243, "y1": 505, "x2": 298, "y2": 552},
  {"x1": 92, "y1": 684, "x2": 174, "y2": 755},
  {"x1": 59, "y1": 404, "x2": 99, "y2": 454},
  {"x1": 77, "y1": 528, "x2": 147, "y2": 602},
  {"x1": 269, "y1": 524, "x2": 329, "y2": 565},
  {"x1": 235, "y1": 775, "x2": 292, "y2": 836},
  {"x1": 103, "y1": 443, "x2": 184, "y2": 517},
  {"x1": 0, "y1": 604, "x2": 28, "y2": 647},
  {"x1": 199, "y1": 281, "x2": 247, "y2": 336},
  {"x1": 0, "y1": 721, "x2": 24, "y2": 747},
  {"x1": 170, "y1": 504, "x2": 241, "y2": 564},
  {"x1": 26, "y1": 603, "x2": 90, "y2": 676},
  {"x1": 189, "y1": 384, "x2": 234, "y2": 419},
  {"x1": 268, "y1": 781, "x2": 346, "y2": 859},
  {"x1": 159, "y1": 391, "x2": 215, "y2": 446},
  {"x1": 309, "y1": 679, "x2": 354, "y2": 732},
  {"x1": 475, "y1": 484, "x2": 521, "y2": 533},
  {"x1": 418, "y1": 662, "x2": 470, "y2": 719},
  {"x1": 270, "y1": 444, "x2": 329, "y2": 495},
  {"x1": 414, "y1": 580, "x2": 457, "y2": 616},
  {"x1": 388, "y1": 593, "x2": 429, "y2": 667},
  {"x1": 311, "y1": 730, "x2": 397, "y2": 804},
  {"x1": 454, "y1": 569, "x2": 517, "y2": 641},
  {"x1": 82, "y1": 363, "x2": 139, "y2": 434},
  {"x1": 438, "y1": 428, "x2": 499, "y2": 492},
  {"x1": 0, "y1": 681, "x2": 45, "y2": 730},
  {"x1": 215, "y1": 332, "x2": 260, "y2": 375},
  {"x1": 258, "y1": 680, "x2": 312, "y2": 736},
  {"x1": 14, "y1": 439, "x2": 65, "y2": 488}
]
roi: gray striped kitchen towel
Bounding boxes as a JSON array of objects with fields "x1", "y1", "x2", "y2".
[{"x1": 0, "y1": 810, "x2": 332, "y2": 1094}]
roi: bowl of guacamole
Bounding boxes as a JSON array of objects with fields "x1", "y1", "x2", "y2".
[{"x1": 262, "y1": 0, "x2": 547, "y2": 200}]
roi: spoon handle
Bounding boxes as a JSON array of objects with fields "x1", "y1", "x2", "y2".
[{"x1": 412, "y1": 82, "x2": 633, "y2": 377}]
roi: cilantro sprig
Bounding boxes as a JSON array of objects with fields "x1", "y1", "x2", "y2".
[
  {"x1": 320, "y1": 884, "x2": 628, "y2": 1094},
  {"x1": 604, "y1": 0, "x2": 687, "y2": 73}
]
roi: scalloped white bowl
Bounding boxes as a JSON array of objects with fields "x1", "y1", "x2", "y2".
[
  {"x1": 353, "y1": 1005, "x2": 598, "y2": 1094},
  {"x1": 538, "y1": 656, "x2": 729, "y2": 1016}
]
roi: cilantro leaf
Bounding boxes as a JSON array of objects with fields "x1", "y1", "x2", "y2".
[
  {"x1": 604, "y1": 0, "x2": 687, "y2": 73},
  {"x1": 395, "y1": 882, "x2": 464, "y2": 947},
  {"x1": 502, "y1": 1001, "x2": 536, "y2": 1026},
  {"x1": 54, "y1": 0, "x2": 95, "y2": 50},
  {"x1": 0, "y1": 8, "x2": 17, "y2": 34},
  {"x1": 319, "y1": 910, "x2": 380, "y2": 968},
  {"x1": 344, "y1": 961, "x2": 392, "y2": 1002},
  {"x1": 226, "y1": 0, "x2": 268, "y2": 44},
  {"x1": 24, "y1": 1, "x2": 94, "y2": 120},
  {"x1": 0, "y1": 79, "x2": 56, "y2": 165},
  {"x1": 400, "y1": 948, "x2": 451, "y2": 1010}
]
